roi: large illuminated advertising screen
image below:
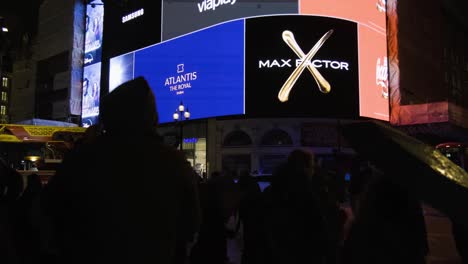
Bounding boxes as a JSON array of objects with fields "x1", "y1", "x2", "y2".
[
  {"x1": 104, "y1": 0, "x2": 162, "y2": 59},
  {"x1": 110, "y1": 21, "x2": 245, "y2": 123},
  {"x1": 387, "y1": 0, "x2": 451, "y2": 126},
  {"x1": 108, "y1": 0, "x2": 389, "y2": 122},
  {"x1": 82, "y1": 62, "x2": 101, "y2": 127},
  {"x1": 82, "y1": 1, "x2": 104, "y2": 127},
  {"x1": 162, "y1": 0, "x2": 298, "y2": 40},
  {"x1": 84, "y1": 4, "x2": 104, "y2": 67},
  {"x1": 245, "y1": 16, "x2": 359, "y2": 118}
]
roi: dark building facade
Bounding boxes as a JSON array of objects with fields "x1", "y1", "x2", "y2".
[
  {"x1": 1, "y1": 16, "x2": 12, "y2": 123},
  {"x1": 388, "y1": 0, "x2": 468, "y2": 143},
  {"x1": 1, "y1": 73, "x2": 11, "y2": 123}
]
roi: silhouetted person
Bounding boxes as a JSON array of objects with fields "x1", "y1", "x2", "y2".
[
  {"x1": 14, "y1": 173, "x2": 43, "y2": 264},
  {"x1": 341, "y1": 175, "x2": 428, "y2": 264},
  {"x1": 1, "y1": 158, "x2": 24, "y2": 203},
  {"x1": 237, "y1": 170, "x2": 265, "y2": 264},
  {"x1": 451, "y1": 217, "x2": 468, "y2": 264},
  {"x1": 0, "y1": 157, "x2": 8, "y2": 199},
  {"x1": 263, "y1": 149, "x2": 327, "y2": 264},
  {"x1": 190, "y1": 171, "x2": 238, "y2": 264},
  {"x1": 314, "y1": 165, "x2": 347, "y2": 264},
  {"x1": 0, "y1": 158, "x2": 24, "y2": 264},
  {"x1": 339, "y1": 159, "x2": 374, "y2": 244},
  {"x1": 72, "y1": 124, "x2": 101, "y2": 149},
  {"x1": 348, "y1": 159, "x2": 373, "y2": 214},
  {"x1": 44, "y1": 77, "x2": 201, "y2": 264}
]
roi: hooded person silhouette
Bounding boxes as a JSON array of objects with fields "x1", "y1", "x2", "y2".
[
  {"x1": 100, "y1": 77, "x2": 158, "y2": 136},
  {"x1": 44, "y1": 77, "x2": 201, "y2": 264}
]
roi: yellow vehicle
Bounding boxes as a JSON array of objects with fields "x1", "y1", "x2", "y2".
[{"x1": 0, "y1": 124, "x2": 86, "y2": 182}]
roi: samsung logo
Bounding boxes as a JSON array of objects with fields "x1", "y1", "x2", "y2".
[{"x1": 122, "y1": 8, "x2": 144, "y2": 23}]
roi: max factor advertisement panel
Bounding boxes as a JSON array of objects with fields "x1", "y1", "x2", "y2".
[
  {"x1": 162, "y1": 0, "x2": 298, "y2": 40},
  {"x1": 109, "y1": 20, "x2": 245, "y2": 123},
  {"x1": 245, "y1": 15, "x2": 359, "y2": 118},
  {"x1": 300, "y1": 0, "x2": 389, "y2": 121}
]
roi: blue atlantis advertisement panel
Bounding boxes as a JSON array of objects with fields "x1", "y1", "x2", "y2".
[{"x1": 110, "y1": 20, "x2": 245, "y2": 123}]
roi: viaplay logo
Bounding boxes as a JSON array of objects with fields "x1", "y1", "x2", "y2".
[
  {"x1": 197, "y1": 0, "x2": 237, "y2": 13},
  {"x1": 164, "y1": 64, "x2": 198, "y2": 95},
  {"x1": 258, "y1": 30, "x2": 350, "y2": 102}
]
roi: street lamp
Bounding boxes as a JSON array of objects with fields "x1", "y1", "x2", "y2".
[
  {"x1": 173, "y1": 101, "x2": 190, "y2": 150},
  {"x1": 1, "y1": 27, "x2": 7, "y2": 33}
]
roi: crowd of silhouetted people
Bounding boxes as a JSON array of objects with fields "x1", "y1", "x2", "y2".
[
  {"x1": 1, "y1": 77, "x2": 467, "y2": 264},
  {"x1": 1, "y1": 160, "x2": 45, "y2": 264}
]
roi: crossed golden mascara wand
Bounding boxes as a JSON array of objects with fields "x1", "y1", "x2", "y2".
[{"x1": 277, "y1": 29, "x2": 334, "y2": 102}]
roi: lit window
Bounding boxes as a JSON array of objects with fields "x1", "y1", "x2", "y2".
[
  {"x1": 2, "y1": 77, "x2": 8, "y2": 88},
  {"x1": 1, "y1": 92, "x2": 6, "y2": 101},
  {"x1": 0, "y1": 105, "x2": 6, "y2": 115}
]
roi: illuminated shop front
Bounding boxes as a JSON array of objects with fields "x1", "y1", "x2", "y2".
[{"x1": 158, "y1": 121, "x2": 209, "y2": 177}]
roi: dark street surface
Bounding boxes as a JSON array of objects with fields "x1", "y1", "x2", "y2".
[{"x1": 424, "y1": 205, "x2": 461, "y2": 264}]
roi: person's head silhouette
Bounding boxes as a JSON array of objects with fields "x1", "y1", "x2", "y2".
[{"x1": 100, "y1": 77, "x2": 158, "y2": 136}]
